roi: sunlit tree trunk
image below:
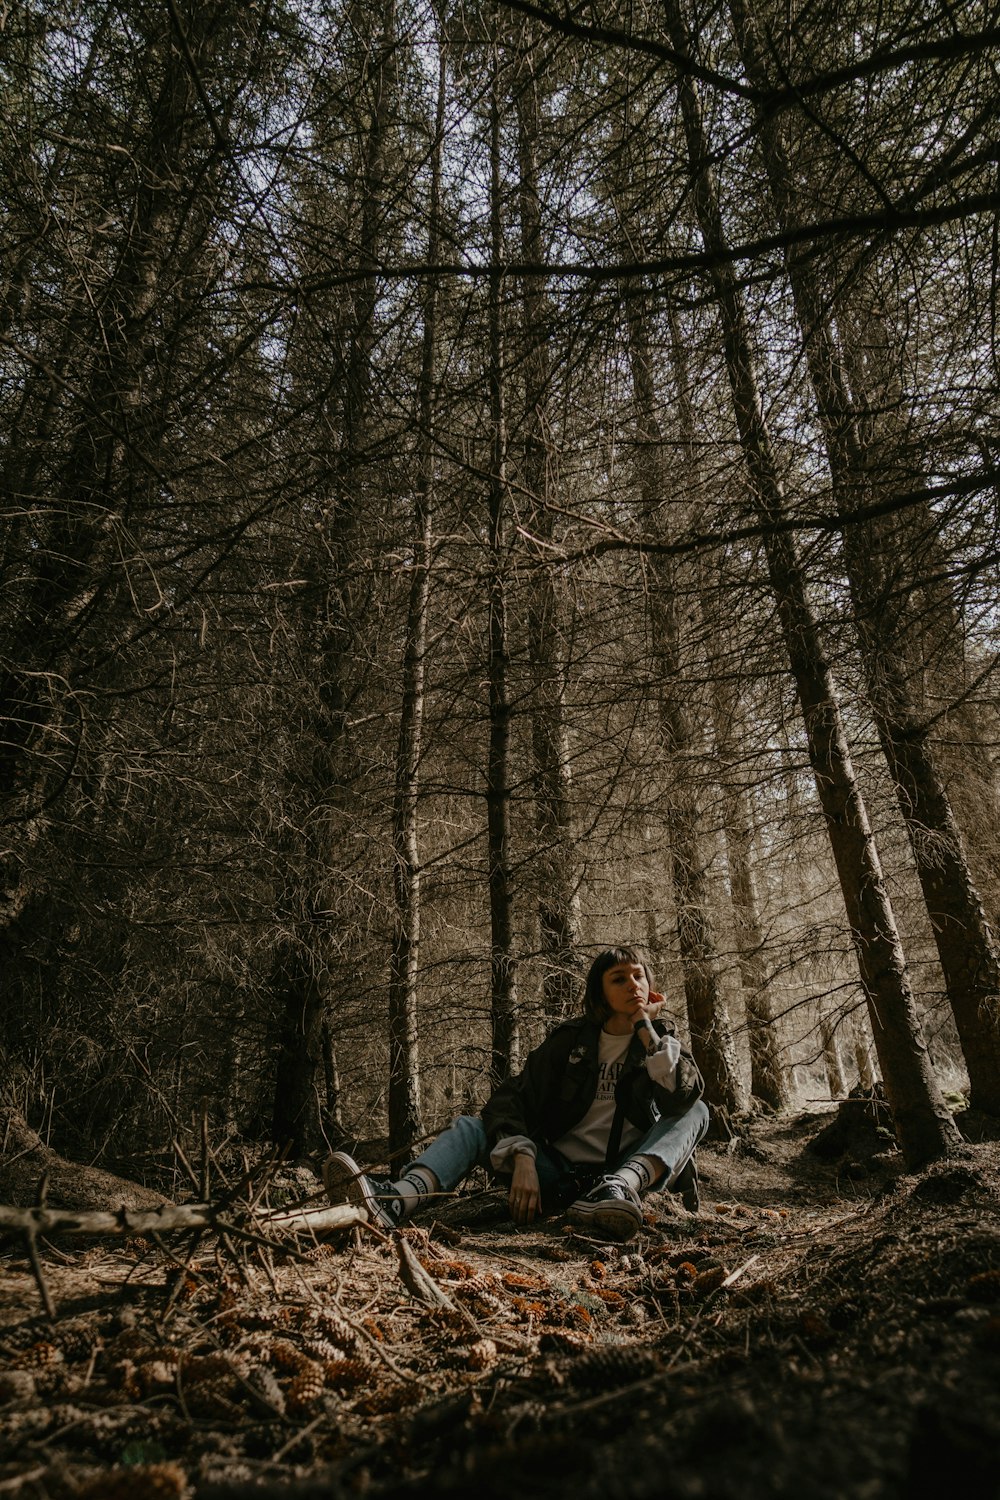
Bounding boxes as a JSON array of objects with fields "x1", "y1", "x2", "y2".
[
  {"x1": 820, "y1": 1012, "x2": 847, "y2": 1099},
  {"x1": 386, "y1": 44, "x2": 448, "y2": 1158},
  {"x1": 663, "y1": 0, "x2": 960, "y2": 1165},
  {"x1": 624, "y1": 288, "x2": 747, "y2": 1113},
  {"x1": 664, "y1": 304, "x2": 789, "y2": 1110},
  {"x1": 853, "y1": 1012, "x2": 877, "y2": 1092},
  {"x1": 717, "y1": 715, "x2": 789, "y2": 1109},
  {"x1": 487, "y1": 41, "x2": 518, "y2": 1083},
  {"x1": 321, "y1": 1020, "x2": 345, "y2": 1140},
  {"x1": 727, "y1": 0, "x2": 1000, "y2": 1116}
]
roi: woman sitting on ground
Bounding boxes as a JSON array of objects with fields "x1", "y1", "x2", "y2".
[{"x1": 324, "y1": 945, "x2": 709, "y2": 1243}]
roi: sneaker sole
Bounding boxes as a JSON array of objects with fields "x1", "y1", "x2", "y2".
[
  {"x1": 323, "y1": 1152, "x2": 394, "y2": 1230},
  {"x1": 567, "y1": 1199, "x2": 642, "y2": 1241}
]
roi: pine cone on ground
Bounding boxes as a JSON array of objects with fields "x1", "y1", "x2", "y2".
[
  {"x1": 139, "y1": 1360, "x2": 179, "y2": 1396},
  {"x1": 502, "y1": 1271, "x2": 547, "y2": 1291},
  {"x1": 184, "y1": 1375, "x2": 241, "y2": 1418},
  {"x1": 286, "y1": 1362, "x2": 326, "y2": 1415},
  {"x1": 179, "y1": 1353, "x2": 237, "y2": 1386},
  {"x1": 537, "y1": 1328, "x2": 588, "y2": 1354},
  {"x1": 136, "y1": 1344, "x2": 181, "y2": 1369},
  {"x1": 0, "y1": 1370, "x2": 36, "y2": 1402},
  {"x1": 246, "y1": 1305, "x2": 293, "y2": 1331},
  {"x1": 266, "y1": 1338, "x2": 308, "y2": 1375},
  {"x1": 354, "y1": 1384, "x2": 421, "y2": 1417},
  {"x1": 324, "y1": 1357, "x2": 372, "y2": 1392},
  {"x1": 178, "y1": 1353, "x2": 242, "y2": 1416},
  {"x1": 694, "y1": 1266, "x2": 728, "y2": 1296},
  {"x1": 109, "y1": 1359, "x2": 143, "y2": 1402},
  {"x1": 305, "y1": 1310, "x2": 358, "y2": 1352},
  {"x1": 466, "y1": 1338, "x2": 498, "y2": 1371},
  {"x1": 75, "y1": 1461, "x2": 190, "y2": 1499},
  {"x1": 18, "y1": 1341, "x2": 63, "y2": 1369},
  {"x1": 51, "y1": 1320, "x2": 98, "y2": 1362},
  {"x1": 105, "y1": 1328, "x2": 154, "y2": 1362},
  {"x1": 568, "y1": 1345, "x2": 662, "y2": 1393},
  {"x1": 302, "y1": 1244, "x2": 336, "y2": 1263}
]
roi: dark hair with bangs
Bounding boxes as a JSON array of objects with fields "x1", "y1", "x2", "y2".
[{"x1": 583, "y1": 946, "x2": 653, "y2": 1025}]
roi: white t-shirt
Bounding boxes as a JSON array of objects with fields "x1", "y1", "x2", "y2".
[{"x1": 551, "y1": 1029, "x2": 643, "y2": 1164}]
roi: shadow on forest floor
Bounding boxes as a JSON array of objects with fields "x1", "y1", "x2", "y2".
[{"x1": 1, "y1": 1107, "x2": 999, "y2": 1500}]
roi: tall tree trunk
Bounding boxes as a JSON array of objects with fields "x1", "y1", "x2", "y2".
[
  {"x1": 662, "y1": 0, "x2": 960, "y2": 1166},
  {"x1": 820, "y1": 1012, "x2": 847, "y2": 1099},
  {"x1": 487, "y1": 44, "x2": 518, "y2": 1084},
  {"x1": 514, "y1": 36, "x2": 581, "y2": 1022},
  {"x1": 727, "y1": 0, "x2": 1000, "y2": 1115},
  {"x1": 272, "y1": 0, "x2": 398, "y2": 1151},
  {"x1": 716, "y1": 699, "x2": 789, "y2": 1109},
  {"x1": 838, "y1": 284, "x2": 1000, "y2": 934},
  {"x1": 664, "y1": 302, "x2": 789, "y2": 1110},
  {"x1": 624, "y1": 288, "x2": 747, "y2": 1113},
  {"x1": 386, "y1": 45, "x2": 448, "y2": 1158},
  {"x1": 321, "y1": 1020, "x2": 345, "y2": 1139},
  {"x1": 853, "y1": 1012, "x2": 877, "y2": 1092}
]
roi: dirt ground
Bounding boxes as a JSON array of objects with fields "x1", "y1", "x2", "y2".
[{"x1": 1, "y1": 1106, "x2": 999, "y2": 1500}]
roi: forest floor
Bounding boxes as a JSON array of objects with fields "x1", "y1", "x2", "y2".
[{"x1": 1, "y1": 1105, "x2": 999, "y2": 1500}]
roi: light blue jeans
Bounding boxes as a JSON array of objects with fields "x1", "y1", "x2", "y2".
[{"x1": 410, "y1": 1099, "x2": 710, "y2": 1213}]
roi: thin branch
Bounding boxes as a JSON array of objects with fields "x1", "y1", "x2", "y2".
[
  {"x1": 162, "y1": 0, "x2": 228, "y2": 148},
  {"x1": 260, "y1": 188, "x2": 1000, "y2": 293},
  {"x1": 501, "y1": 0, "x2": 1000, "y2": 121},
  {"x1": 523, "y1": 466, "x2": 1000, "y2": 565}
]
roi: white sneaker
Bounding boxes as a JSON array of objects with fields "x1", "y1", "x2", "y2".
[{"x1": 322, "y1": 1151, "x2": 403, "y2": 1229}]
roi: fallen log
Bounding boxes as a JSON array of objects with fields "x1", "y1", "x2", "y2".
[
  {"x1": 0, "y1": 1106, "x2": 372, "y2": 1313},
  {"x1": 1, "y1": 1196, "x2": 370, "y2": 1316},
  {"x1": 0, "y1": 1200, "x2": 367, "y2": 1238},
  {"x1": 0, "y1": 1106, "x2": 162, "y2": 1211}
]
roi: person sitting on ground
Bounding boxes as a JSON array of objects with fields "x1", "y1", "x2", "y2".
[{"x1": 324, "y1": 945, "x2": 709, "y2": 1242}]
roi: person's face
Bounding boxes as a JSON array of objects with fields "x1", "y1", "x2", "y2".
[{"x1": 601, "y1": 961, "x2": 650, "y2": 1020}]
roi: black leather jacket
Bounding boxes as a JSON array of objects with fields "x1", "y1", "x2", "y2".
[{"x1": 480, "y1": 1014, "x2": 704, "y2": 1153}]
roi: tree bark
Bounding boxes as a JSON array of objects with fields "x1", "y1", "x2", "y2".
[
  {"x1": 853, "y1": 1012, "x2": 878, "y2": 1092},
  {"x1": 727, "y1": 0, "x2": 1000, "y2": 1115},
  {"x1": 321, "y1": 1020, "x2": 345, "y2": 1139},
  {"x1": 487, "y1": 45, "x2": 518, "y2": 1084},
  {"x1": 717, "y1": 709, "x2": 789, "y2": 1109},
  {"x1": 820, "y1": 1012, "x2": 847, "y2": 1099},
  {"x1": 386, "y1": 43, "x2": 448, "y2": 1158},
  {"x1": 664, "y1": 301, "x2": 788, "y2": 1110},
  {"x1": 514, "y1": 36, "x2": 581, "y2": 1023},
  {"x1": 624, "y1": 288, "x2": 747, "y2": 1113},
  {"x1": 663, "y1": 0, "x2": 961, "y2": 1166},
  {"x1": 272, "y1": 0, "x2": 399, "y2": 1150}
]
